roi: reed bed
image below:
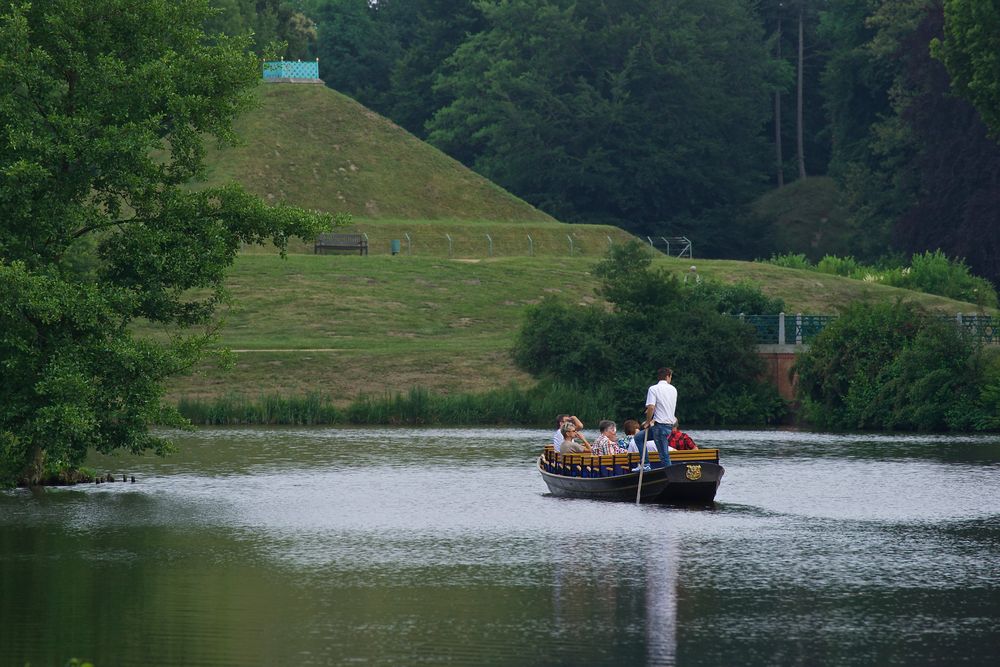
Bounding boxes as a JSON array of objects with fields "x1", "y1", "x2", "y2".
[{"x1": 176, "y1": 382, "x2": 621, "y2": 427}]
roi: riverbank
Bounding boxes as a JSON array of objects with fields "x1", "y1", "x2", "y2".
[{"x1": 174, "y1": 384, "x2": 624, "y2": 427}]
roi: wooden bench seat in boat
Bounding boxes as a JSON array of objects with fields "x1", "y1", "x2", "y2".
[{"x1": 542, "y1": 446, "x2": 720, "y2": 477}]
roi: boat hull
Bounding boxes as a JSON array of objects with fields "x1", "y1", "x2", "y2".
[{"x1": 537, "y1": 455, "x2": 724, "y2": 503}]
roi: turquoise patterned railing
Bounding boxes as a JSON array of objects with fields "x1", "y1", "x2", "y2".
[
  {"x1": 263, "y1": 60, "x2": 319, "y2": 80},
  {"x1": 737, "y1": 313, "x2": 997, "y2": 345}
]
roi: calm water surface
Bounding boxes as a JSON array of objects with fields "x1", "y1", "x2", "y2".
[{"x1": 2, "y1": 428, "x2": 999, "y2": 666}]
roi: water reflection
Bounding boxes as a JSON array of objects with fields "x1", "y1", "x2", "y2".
[{"x1": 1, "y1": 428, "x2": 999, "y2": 665}]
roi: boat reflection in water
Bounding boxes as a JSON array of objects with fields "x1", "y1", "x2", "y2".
[{"x1": 549, "y1": 531, "x2": 680, "y2": 666}]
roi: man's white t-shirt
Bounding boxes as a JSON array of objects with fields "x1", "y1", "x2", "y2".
[
  {"x1": 645, "y1": 380, "x2": 677, "y2": 425},
  {"x1": 552, "y1": 430, "x2": 563, "y2": 448}
]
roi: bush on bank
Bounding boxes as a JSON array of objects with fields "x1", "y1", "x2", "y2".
[
  {"x1": 512, "y1": 241, "x2": 787, "y2": 425},
  {"x1": 794, "y1": 301, "x2": 1000, "y2": 431},
  {"x1": 767, "y1": 250, "x2": 998, "y2": 308}
]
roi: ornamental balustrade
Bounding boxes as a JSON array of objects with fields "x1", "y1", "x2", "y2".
[
  {"x1": 262, "y1": 60, "x2": 320, "y2": 81},
  {"x1": 738, "y1": 313, "x2": 997, "y2": 346}
]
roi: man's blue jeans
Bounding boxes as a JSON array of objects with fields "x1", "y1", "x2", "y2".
[{"x1": 649, "y1": 423, "x2": 672, "y2": 466}]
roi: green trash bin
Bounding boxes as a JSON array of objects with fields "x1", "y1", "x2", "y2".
[{"x1": 390, "y1": 239, "x2": 401, "y2": 255}]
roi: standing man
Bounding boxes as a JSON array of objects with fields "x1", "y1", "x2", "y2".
[{"x1": 641, "y1": 368, "x2": 677, "y2": 466}]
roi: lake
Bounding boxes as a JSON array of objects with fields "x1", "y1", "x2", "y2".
[{"x1": 2, "y1": 428, "x2": 999, "y2": 666}]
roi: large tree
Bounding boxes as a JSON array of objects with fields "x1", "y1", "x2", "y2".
[
  {"x1": 427, "y1": 0, "x2": 780, "y2": 239},
  {"x1": 892, "y1": 2, "x2": 1000, "y2": 285},
  {"x1": 0, "y1": 0, "x2": 332, "y2": 486},
  {"x1": 933, "y1": 0, "x2": 1000, "y2": 136}
]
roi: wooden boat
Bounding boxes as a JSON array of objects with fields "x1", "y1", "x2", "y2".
[{"x1": 537, "y1": 446, "x2": 724, "y2": 503}]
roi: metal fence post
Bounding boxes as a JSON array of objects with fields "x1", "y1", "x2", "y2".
[
  {"x1": 527, "y1": 235, "x2": 534, "y2": 257},
  {"x1": 796, "y1": 313, "x2": 803, "y2": 345},
  {"x1": 445, "y1": 234, "x2": 453, "y2": 258},
  {"x1": 778, "y1": 312, "x2": 786, "y2": 345}
]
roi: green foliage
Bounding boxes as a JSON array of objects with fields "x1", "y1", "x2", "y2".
[
  {"x1": 815, "y1": 254, "x2": 861, "y2": 277},
  {"x1": 888, "y1": 251, "x2": 997, "y2": 307},
  {"x1": 0, "y1": 0, "x2": 330, "y2": 485},
  {"x1": 684, "y1": 280, "x2": 786, "y2": 316},
  {"x1": 427, "y1": 0, "x2": 780, "y2": 234},
  {"x1": 973, "y1": 349, "x2": 1000, "y2": 430},
  {"x1": 794, "y1": 300, "x2": 995, "y2": 431},
  {"x1": 764, "y1": 250, "x2": 998, "y2": 308},
  {"x1": 513, "y1": 241, "x2": 786, "y2": 425},
  {"x1": 765, "y1": 252, "x2": 813, "y2": 270},
  {"x1": 933, "y1": 0, "x2": 1000, "y2": 136},
  {"x1": 207, "y1": 0, "x2": 317, "y2": 59}
]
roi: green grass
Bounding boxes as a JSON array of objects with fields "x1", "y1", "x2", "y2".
[
  {"x1": 155, "y1": 252, "x2": 989, "y2": 404},
  {"x1": 200, "y1": 84, "x2": 553, "y2": 223},
  {"x1": 166, "y1": 84, "x2": 990, "y2": 410},
  {"x1": 244, "y1": 219, "x2": 636, "y2": 257}
]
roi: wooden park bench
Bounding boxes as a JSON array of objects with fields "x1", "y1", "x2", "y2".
[{"x1": 314, "y1": 232, "x2": 369, "y2": 256}]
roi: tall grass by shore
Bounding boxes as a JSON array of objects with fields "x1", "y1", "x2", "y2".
[{"x1": 176, "y1": 383, "x2": 620, "y2": 427}]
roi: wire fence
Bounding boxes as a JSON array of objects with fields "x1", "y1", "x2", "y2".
[{"x1": 275, "y1": 226, "x2": 642, "y2": 258}]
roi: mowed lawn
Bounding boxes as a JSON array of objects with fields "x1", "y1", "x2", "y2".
[
  {"x1": 155, "y1": 253, "x2": 604, "y2": 401},
  {"x1": 152, "y1": 252, "x2": 986, "y2": 403}
]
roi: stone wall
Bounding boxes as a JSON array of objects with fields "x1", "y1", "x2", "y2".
[{"x1": 757, "y1": 344, "x2": 800, "y2": 401}]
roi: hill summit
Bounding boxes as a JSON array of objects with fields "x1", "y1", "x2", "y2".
[{"x1": 201, "y1": 83, "x2": 554, "y2": 222}]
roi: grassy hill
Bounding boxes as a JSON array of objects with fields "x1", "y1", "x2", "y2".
[
  {"x1": 161, "y1": 253, "x2": 989, "y2": 404},
  {"x1": 201, "y1": 83, "x2": 553, "y2": 223},
  {"x1": 169, "y1": 83, "x2": 988, "y2": 408}
]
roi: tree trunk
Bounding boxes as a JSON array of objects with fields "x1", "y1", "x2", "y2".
[
  {"x1": 796, "y1": 4, "x2": 807, "y2": 180},
  {"x1": 775, "y1": 19, "x2": 784, "y2": 188},
  {"x1": 24, "y1": 443, "x2": 45, "y2": 486}
]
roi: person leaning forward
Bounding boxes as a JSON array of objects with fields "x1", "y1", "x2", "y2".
[{"x1": 641, "y1": 367, "x2": 677, "y2": 466}]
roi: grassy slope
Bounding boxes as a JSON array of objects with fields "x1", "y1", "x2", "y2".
[
  {"x1": 248, "y1": 219, "x2": 638, "y2": 257},
  {"x1": 169, "y1": 84, "x2": 984, "y2": 404},
  {"x1": 201, "y1": 84, "x2": 553, "y2": 223},
  {"x1": 161, "y1": 253, "x2": 988, "y2": 403}
]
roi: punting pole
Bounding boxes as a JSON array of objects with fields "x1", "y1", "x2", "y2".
[{"x1": 635, "y1": 425, "x2": 650, "y2": 505}]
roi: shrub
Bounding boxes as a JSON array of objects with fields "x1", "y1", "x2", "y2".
[
  {"x1": 898, "y1": 250, "x2": 997, "y2": 307},
  {"x1": 761, "y1": 249, "x2": 997, "y2": 307},
  {"x1": 765, "y1": 252, "x2": 812, "y2": 270},
  {"x1": 794, "y1": 301, "x2": 987, "y2": 431},
  {"x1": 686, "y1": 280, "x2": 786, "y2": 315},
  {"x1": 816, "y1": 254, "x2": 861, "y2": 277},
  {"x1": 514, "y1": 241, "x2": 786, "y2": 425}
]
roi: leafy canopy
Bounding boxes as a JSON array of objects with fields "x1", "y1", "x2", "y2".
[
  {"x1": 0, "y1": 0, "x2": 334, "y2": 485},
  {"x1": 794, "y1": 300, "x2": 997, "y2": 431},
  {"x1": 426, "y1": 0, "x2": 780, "y2": 234},
  {"x1": 933, "y1": 0, "x2": 1000, "y2": 137}
]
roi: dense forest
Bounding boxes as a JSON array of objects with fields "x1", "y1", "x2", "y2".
[{"x1": 215, "y1": 0, "x2": 1000, "y2": 285}]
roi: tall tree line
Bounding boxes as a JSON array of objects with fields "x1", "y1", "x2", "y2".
[{"x1": 226, "y1": 0, "x2": 1000, "y2": 284}]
